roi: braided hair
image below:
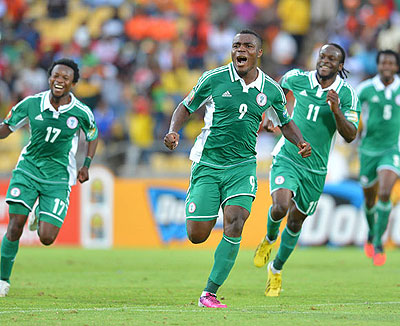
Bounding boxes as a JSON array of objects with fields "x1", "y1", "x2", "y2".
[{"x1": 327, "y1": 43, "x2": 349, "y2": 79}]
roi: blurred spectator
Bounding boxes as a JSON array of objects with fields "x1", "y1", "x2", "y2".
[
  {"x1": 47, "y1": 0, "x2": 68, "y2": 19},
  {"x1": 14, "y1": 59, "x2": 47, "y2": 98},
  {"x1": 94, "y1": 97, "x2": 115, "y2": 143},
  {"x1": 0, "y1": 0, "x2": 398, "y2": 177},
  {"x1": 207, "y1": 21, "x2": 236, "y2": 66},
  {"x1": 277, "y1": 0, "x2": 310, "y2": 65}
]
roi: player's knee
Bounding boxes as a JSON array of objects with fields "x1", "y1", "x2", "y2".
[
  {"x1": 39, "y1": 233, "x2": 57, "y2": 246},
  {"x1": 378, "y1": 191, "x2": 391, "y2": 203},
  {"x1": 187, "y1": 231, "x2": 207, "y2": 244},
  {"x1": 7, "y1": 221, "x2": 24, "y2": 241},
  {"x1": 365, "y1": 199, "x2": 375, "y2": 210},
  {"x1": 286, "y1": 219, "x2": 302, "y2": 233},
  {"x1": 271, "y1": 203, "x2": 289, "y2": 220}
]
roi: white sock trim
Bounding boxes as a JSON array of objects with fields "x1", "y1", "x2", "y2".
[{"x1": 269, "y1": 262, "x2": 281, "y2": 274}]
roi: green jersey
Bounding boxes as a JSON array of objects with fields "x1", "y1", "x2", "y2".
[
  {"x1": 4, "y1": 90, "x2": 98, "y2": 186},
  {"x1": 273, "y1": 69, "x2": 360, "y2": 174},
  {"x1": 357, "y1": 75, "x2": 400, "y2": 155},
  {"x1": 183, "y1": 62, "x2": 291, "y2": 168}
]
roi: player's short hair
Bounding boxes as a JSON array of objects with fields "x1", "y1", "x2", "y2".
[
  {"x1": 48, "y1": 58, "x2": 80, "y2": 83},
  {"x1": 238, "y1": 29, "x2": 263, "y2": 49},
  {"x1": 327, "y1": 43, "x2": 349, "y2": 79},
  {"x1": 376, "y1": 49, "x2": 400, "y2": 67}
]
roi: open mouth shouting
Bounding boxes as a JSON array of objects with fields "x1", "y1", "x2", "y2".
[{"x1": 236, "y1": 55, "x2": 248, "y2": 67}]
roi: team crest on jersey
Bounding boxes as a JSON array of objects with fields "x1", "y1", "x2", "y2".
[
  {"x1": 10, "y1": 187, "x2": 21, "y2": 197},
  {"x1": 67, "y1": 116, "x2": 78, "y2": 129},
  {"x1": 395, "y1": 95, "x2": 400, "y2": 106},
  {"x1": 256, "y1": 93, "x2": 267, "y2": 106},
  {"x1": 184, "y1": 90, "x2": 195, "y2": 106},
  {"x1": 275, "y1": 176, "x2": 285, "y2": 185},
  {"x1": 188, "y1": 202, "x2": 196, "y2": 213}
]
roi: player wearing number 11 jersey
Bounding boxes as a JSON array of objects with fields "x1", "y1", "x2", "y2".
[
  {"x1": 357, "y1": 50, "x2": 400, "y2": 266},
  {"x1": 164, "y1": 30, "x2": 310, "y2": 308},
  {"x1": 254, "y1": 44, "x2": 360, "y2": 297},
  {"x1": 0, "y1": 59, "x2": 98, "y2": 297}
]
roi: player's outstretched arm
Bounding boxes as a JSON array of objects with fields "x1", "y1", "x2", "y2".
[
  {"x1": 77, "y1": 137, "x2": 98, "y2": 184},
  {"x1": 164, "y1": 102, "x2": 191, "y2": 151},
  {"x1": 327, "y1": 90, "x2": 357, "y2": 143},
  {"x1": 279, "y1": 120, "x2": 311, "y2": 158},
  {"x1": 0, "y1": 123, "x2": 12, "y2": 139}
]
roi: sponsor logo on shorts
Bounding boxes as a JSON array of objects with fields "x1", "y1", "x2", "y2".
[
  {"x1": 188, "y1": 202, "x2": 196, "y2": 213},
  {"x1": 275, "y1": 176, "x2": 285, "y2": 185},
  {"x1": 67, "y1": 116, "x2": 78, "y2": 129},
  {"x1": 256, "y1": 92, "x2": 267, "y2": 106},
  {"x1": 360, "y1": 175, "x2": 369, "y2": 185},
  {"x1": 10, "y1": 187, "x2": 21, "y2": 197}
]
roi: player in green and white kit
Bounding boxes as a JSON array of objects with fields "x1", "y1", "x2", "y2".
[
  {"x1": 254, "y1": 44, "x2": 361, "y2": 296},
  {"x1": 164, "y1": 30, "x2": 311, "y2": 308},
  {"x1": 357, "y1": 50, "x2": 400, "y2": 266},
  {"x1": 0, "y1": 59, "x2": 98, "y2": 297}
]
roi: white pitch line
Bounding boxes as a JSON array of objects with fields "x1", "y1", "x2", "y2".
[{"x1": 0, "y1": 301, "x2": 399, "y2": 315}]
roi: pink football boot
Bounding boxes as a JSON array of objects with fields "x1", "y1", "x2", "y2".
[{"x1": 198, "y1": 292, "x2": 227, "y2": 308}]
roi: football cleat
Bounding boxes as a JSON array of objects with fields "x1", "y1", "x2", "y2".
[
  {"x1": 0, "y1": 280, "x2": 10, "y2": 297},
  {"x1": 254, "y1": 237, "x2": 274, "y2": 268},
  {"x1": 265, "y1": 262, "x2": 282, "y2": 297},
  {"x1": 28, "y1": 205, "x2": 40, "y2": 231},
  {"x1": 363, "y1": 242, "x2": 374, "y2": 258},
  {"x1": 373, "y1": 252, "x2": 386, "y2": 266},
  {"x1": 198, "y1": 292, "x2": 227, "y2": 308}
]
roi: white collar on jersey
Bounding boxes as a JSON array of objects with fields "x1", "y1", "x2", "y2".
[
  {"x1": 42, "y1": 90, "x2": 77, "y2": 113},
  {"x1": 372, "y1": 74, "x2": 400, "y2": 91},
  {"x1": 309, "y1": 70, "x2": 342, "y2": 92},
  {"x1": 229, "y1": 62, "x2": 264, "y2": 92}
]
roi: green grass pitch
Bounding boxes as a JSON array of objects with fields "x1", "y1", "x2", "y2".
[{"x1": 0, "y1": 246, "x2": 399, "y2": 325}]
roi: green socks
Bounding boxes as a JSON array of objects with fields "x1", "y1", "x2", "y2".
[
  {"x1": 1, "y1": 234, "x2": 19, "y2": 283},
  {"x1": 205, "y1": 234, "x2": 241, "y2": 293},
  {"x1": 273, "y1": 226, "x2": 301, "y2": 271},
  {"x1": 363, "y1": 203, "x2": 376, "y2": 241},
  {"x1": 373, "y1": 200, "x2": 392, "y2": 249},
  {"x1": 266, "y1": 206, "x2": 284, "y2": 242}
]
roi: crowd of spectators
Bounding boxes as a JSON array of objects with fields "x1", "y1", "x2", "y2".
[{"x1": 0, "y1": 0, "x2": 400, "y2": 176}]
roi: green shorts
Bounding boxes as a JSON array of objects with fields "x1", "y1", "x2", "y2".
[
  {"x1": 270, "y1": 156, "x2": 326, "y2": 216},
  {"x1": 186, "y1": 162, "x2": 257, "y2": 221},
  {"x1": 359, "y1": 150, "x2": 400, "y2": 187},
  {"x1": 6, "y1": 170, "x2": 71, "y2": 228}
]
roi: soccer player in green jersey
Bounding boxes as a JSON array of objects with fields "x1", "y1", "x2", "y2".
[
  {"x1": 357, "y1": 50, "x2": 400, "y2": 266},
  {"x1": 253, "y1": 44, "x2": 361, "y2": 296},
  {"x1": 164, "y1": 30, "x2": 311, "y2": 308},
  {"x1": 0, "y1": 59, "x2": 98, "y2": 297}
]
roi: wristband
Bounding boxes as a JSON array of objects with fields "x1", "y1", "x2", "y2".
[{"x1": 83, "y1": 156, "x2": 92, "y2": 168}]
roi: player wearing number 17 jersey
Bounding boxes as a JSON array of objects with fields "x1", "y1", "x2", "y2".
[
  {"x1": 357, "y1": 50, "x2": 400, "y2": 266},
  {"x1": 164, "y1": 30, "x2": 311, "y2": 308},
  {"x1": 254, "y1": 44, "x2": 361, "y2": 297},
  {"x1": 0, "y1": 59, "x2": 98, "y2": 297}
]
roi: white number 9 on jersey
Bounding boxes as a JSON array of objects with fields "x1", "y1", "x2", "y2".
[{"x1": 238, "y1": 104, "x2": 248, "y2": 119}]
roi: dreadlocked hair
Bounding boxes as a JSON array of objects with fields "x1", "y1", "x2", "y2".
[{"x1": 328, "y1": 43, "x2": 349, "y2": 79}]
